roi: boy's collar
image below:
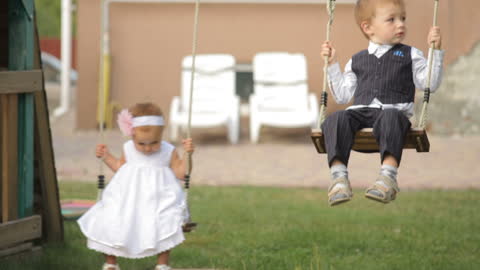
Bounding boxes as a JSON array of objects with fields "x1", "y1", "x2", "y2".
[{"x1": 368, "y1": 41, "x2": 394, "y2": 55}]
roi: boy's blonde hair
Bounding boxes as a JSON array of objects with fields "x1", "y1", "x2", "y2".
[
  {"x1": 354, "y1": 0, "x2": 405, "y2": 38},
  {"x1": 129, "y1": 102, "x2": 164, "y2": 133}
]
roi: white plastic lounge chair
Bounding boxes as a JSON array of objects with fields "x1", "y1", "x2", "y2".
[
  {"x1": 169, "y1": 54, "x2": 240, "y2": 144},
  {"x1": 249, "y1": 52, "x2": 318, "y2": 143}
]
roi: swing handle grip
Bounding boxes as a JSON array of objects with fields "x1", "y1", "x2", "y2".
[
  {"x1": 98, "y1": 174, "x2": 105, "y2": 189},
  {"x1": 184, "y1": 174, "x2": 190, "y2": 189}
]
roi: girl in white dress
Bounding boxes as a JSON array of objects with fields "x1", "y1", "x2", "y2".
[{"x1": 78, "y1": 102, "x2": 195, "y2": 270}]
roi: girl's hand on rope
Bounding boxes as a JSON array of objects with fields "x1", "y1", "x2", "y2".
[
  {"x1": 96, "y1": 144, "x2": 110, "y2": 159},
  {"x1": 321, "y1": 41, "x2": 337, "y2": 64},
  {"x1": 182, "y1": 138, "x2": 195, "y2": 154},
  {"x1": 428, "y1": 26, "x2": 442, "y2": 49}
]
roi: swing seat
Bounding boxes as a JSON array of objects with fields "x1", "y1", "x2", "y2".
[
  {"x1": 60, "y1": 199, "x2": 96, "y2": 220},
  {"x1": 311, "y1": 127, "x2": 430, "y2": 153}
]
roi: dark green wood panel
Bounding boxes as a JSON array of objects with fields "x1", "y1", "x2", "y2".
[
  {"x1": 9, "y1": 0, "x2": 35, "y2": 219},
  {"x1": 0, "y1": 2, "x2": 8, "y2": 69}
]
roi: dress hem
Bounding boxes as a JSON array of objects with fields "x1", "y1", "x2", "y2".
[{"x1": 85, "y1": 227, "x2": 185, "y2": 259}]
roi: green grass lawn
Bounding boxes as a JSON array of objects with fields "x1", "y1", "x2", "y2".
[{"x1": 1, "y1": 181, "x2": 479, "y2": 270}]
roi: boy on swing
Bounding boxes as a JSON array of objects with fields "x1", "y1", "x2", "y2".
[{"x1": 321, "y1": 0, "x2": 443, "y2": 206}]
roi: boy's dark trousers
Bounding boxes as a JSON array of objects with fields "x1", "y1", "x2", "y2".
[{"x1": 321, "y1": 107, "x2": 411, "y2": 167}]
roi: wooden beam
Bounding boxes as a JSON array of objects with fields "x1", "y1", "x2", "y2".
[
  {"x1": 1, "y1": 94, "x2": 18, "y2": 222},
  {"x1": 0, "y1": 215, "x2": 41, "y2": 249},
  {"x1": 0, "y1": 244, "x2": 41, "y2": 259},
  {"x1": 32, "y1": 20, "x2": 64, "y2": 242},
  {"x1": 34, "y1": 90, "x2": 64, "y2": 242},
  {"x1": 0, "y1": 70, "x2": 43, "y2": 94},
  {"x1": 0, "y1": 242, "x2": 32, "y2": 257}
]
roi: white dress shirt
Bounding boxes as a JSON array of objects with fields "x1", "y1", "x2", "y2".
[{"x1": 327, "y1": 41, "x2": 444, "y2": 118}]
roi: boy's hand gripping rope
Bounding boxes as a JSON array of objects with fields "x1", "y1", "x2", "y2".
[
  {"x1": 317, "y1": 0, "x2": 336, "y2": 130},
  {"x1": 418, "y1": 0, "x2": 439, "y2": 129}
]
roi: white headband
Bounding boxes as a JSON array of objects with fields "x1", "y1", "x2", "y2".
[{"x1": 132, "y1": 116, "x2": 164, "y2": 127}]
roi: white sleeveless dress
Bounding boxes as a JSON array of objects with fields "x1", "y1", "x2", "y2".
[{"x1": 78, "y1": 140, "x2": 188, "y2": 258}]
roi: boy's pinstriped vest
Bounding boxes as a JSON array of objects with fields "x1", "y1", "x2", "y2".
[{"x1": 351, "y1": 43, "x2": 415, "y2": 105}]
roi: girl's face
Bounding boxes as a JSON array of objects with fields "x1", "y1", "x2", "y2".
[
  {"x1": 363, "y1": 3, "x2": 407, "y2": 45},
  {"x1": 132, "y1": 126, "x2": 163, "y2": 155}
]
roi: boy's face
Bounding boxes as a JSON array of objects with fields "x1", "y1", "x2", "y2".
[
  {"x1": 362, "y1": 3, "x2": 406, "y2": 45},
  {"x1": 132, "y1": 126, "x2": 163, "y2": 155}
]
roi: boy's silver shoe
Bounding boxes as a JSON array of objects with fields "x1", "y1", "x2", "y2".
[
  {"x1": 365, "y1": 175, "x2": 400, "y2": 203},
  {"x1": 328, "y1": 176, "x2": 353, "y2": 206}
]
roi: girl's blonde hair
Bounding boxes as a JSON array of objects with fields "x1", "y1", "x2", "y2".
[
  {"x1": 129, "y1": 102, "x2": 163, "y2": 117},
  {"x1": 354, "y1": 0, "x2": 405, "y2": 38},
  {"x1": 129, "y1": 102, "x2": 164, "y2": 133}
]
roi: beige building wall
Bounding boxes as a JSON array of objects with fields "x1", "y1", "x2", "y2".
[{"x1": 76, "y1": 0, "x2": 480, "y2": 129}]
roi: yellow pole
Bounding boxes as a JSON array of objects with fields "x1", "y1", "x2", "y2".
[{"x1": 97, "y1": 32, "x2": 111, "y2": 129}]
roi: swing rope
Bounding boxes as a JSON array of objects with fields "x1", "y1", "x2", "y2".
[
  {"x1": 183, "y1": 0, "x2": 200, "y2": 224},
  {"x1": 418, "y1": 0, "x2": 440, "y2": 129},
  {"x1": 97, "y1": 26, "x2": 107, "y2": 202},
  {"x1": 97, "y1": 115, "x2": 106, "y2": 201},
  {"x1": 317, "y1": 0, "x2": 336, "y2": 130}
]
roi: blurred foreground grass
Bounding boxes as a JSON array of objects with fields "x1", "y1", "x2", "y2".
[{"x1": 1, "y1": 181, "x2": 479, "y2": 270}]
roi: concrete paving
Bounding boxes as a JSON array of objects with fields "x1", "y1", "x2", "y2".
[{"x1": 51, "y1": 110, "x2": 480, "y2": 190}]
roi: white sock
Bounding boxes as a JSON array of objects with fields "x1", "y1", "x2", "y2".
[
  {"x1": 378, "y1": 164, "x2": 398, "y2": 187},
  {"x1": 330, "y1": 164, "x2": 348, "y2": 190},
  {"x1": 331, "y1": 164, "x2": 348, "y2": 180}
]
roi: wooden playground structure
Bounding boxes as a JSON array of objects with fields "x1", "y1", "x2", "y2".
[{"x1": 0, "y1": 0, "x2": 63, "y2": 257}]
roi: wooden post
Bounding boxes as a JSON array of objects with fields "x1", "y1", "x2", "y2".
[
  {"x1": 0, "y1": 96, "x2": 1, "y2": 222},
  {"x1": 1, "y1": 94, "x2": 19, "y2": 222},
  {"x1": 0, "y1": 0, "x2": 5, "y2": 223},
  {"x1": 32, "y1": 18, "x2": 64, "y2": 242}
]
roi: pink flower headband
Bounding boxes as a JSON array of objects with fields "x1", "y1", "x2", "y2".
[{"x1": 117, "y1": 109, "x2": 164, "y2": 136}]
